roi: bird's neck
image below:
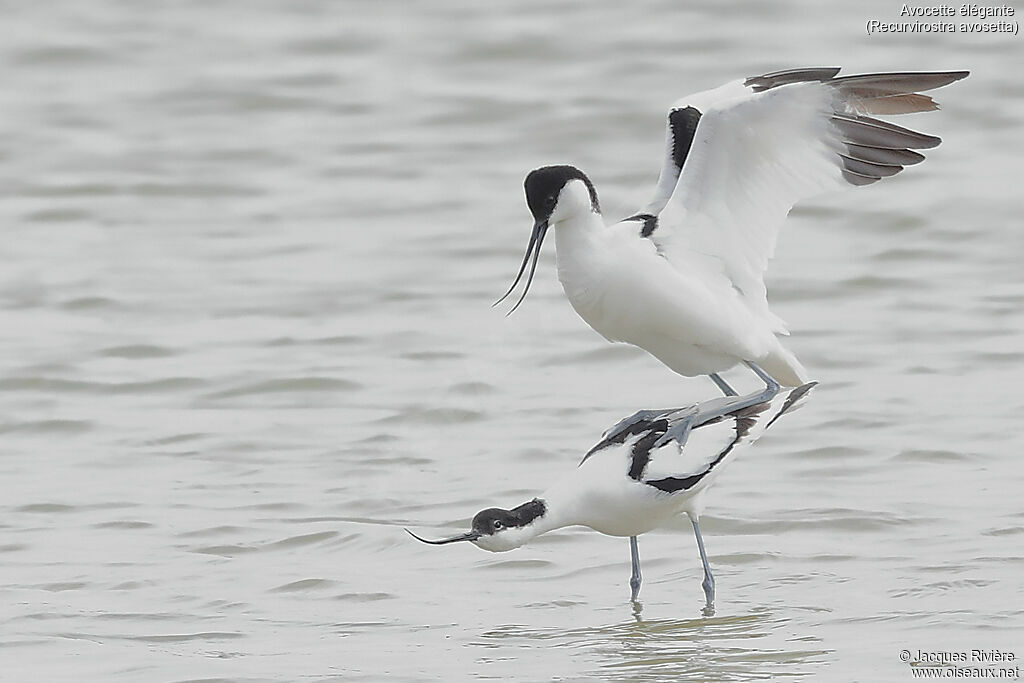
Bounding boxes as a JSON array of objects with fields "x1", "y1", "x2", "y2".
[
  {"x1": 514, "y1": 477, "x2": 587, "y2": 544},
  {"x1": 554, "y1": 210, "x2": 608, "y2": 269},
  {"x1": 553, "y1": 209, "x2": 605, "y2": 251},
  {"x1": 553, "y1": 210, "x2": 611, "y2": 314}
]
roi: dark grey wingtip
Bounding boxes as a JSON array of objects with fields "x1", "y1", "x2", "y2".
[
  {"x1": 832, "y1": 113, "x2": 943, "y2": 149},
  {"x1": 765, "y1": 381, "x2": 818, "y2": 428},
  {"x1": 744, "y1": 67, "x2": 842, "y2": 92},
  {"x1": 830, "y1": 70, "x2": 971, "y2": 95}
]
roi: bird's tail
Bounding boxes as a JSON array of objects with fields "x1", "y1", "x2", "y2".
[{"x1": 757, "y1": 343, "x2": 810, "y2": 387}]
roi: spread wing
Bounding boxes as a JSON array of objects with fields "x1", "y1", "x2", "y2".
[{"x1": 634, "y1": 67, "x2": 968, "y2": 333}]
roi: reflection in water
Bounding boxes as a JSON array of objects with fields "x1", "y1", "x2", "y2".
[{"x1": 477, "y1": 608, "x2": 828, "y2": 680}]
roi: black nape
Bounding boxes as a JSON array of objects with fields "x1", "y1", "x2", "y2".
[
  {"x1": 471, "y1": 498, "x2": 547, "y2": 535},
  {"x1": 524, "y1": 165, "x2": 600, "y2": 220}
]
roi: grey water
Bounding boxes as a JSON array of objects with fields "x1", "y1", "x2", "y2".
[{"x1": 2, "y1": 1, "x2": 1022, "y2": 681}]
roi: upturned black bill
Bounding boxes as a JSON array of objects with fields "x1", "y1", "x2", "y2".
[
  {"x1": 405, "y1": 528, "x2": 480, "y2": 545},
  {"x1": 493, "y1": 218, "x2": 549, "y2": 315}
]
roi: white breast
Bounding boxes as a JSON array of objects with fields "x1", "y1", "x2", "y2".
[{"x1": 553, "y1": 217, "x2": 775, "y2": 375}]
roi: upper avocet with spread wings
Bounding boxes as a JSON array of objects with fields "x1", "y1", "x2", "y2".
[{"x1": 496, "y1": 67, "x2": 968, "y2": 392}]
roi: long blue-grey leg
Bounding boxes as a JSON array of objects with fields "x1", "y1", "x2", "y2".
[
  {"x1": 709, "y1": 373, "x2": 737, "y2": 397},
  {"x1": 700, "y1": 362, "x2": 780, "y2": 415},
  {"x1": 744, "y1": 361, "x2": 779, "y2": 391},
  {"x1": 654, "y1": 365, "x2": 780, "y2": 448},
  {"x1": 604, "y1": 409, "x2": 675, "y2": 444},
  {"x1": 690, "y1": 515, "x2": 715, "y2": 613},
  {"x1": 629, "y1": 536, "x2": 643, "y2": 602}
]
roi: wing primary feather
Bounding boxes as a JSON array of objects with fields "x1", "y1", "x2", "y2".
[
  {"x1": 848, "y1": 93, "x2": 939, "y2": 115},
  {"x1": 831, "y1": 113, "x2": 942, "y2": 149},
  {"x1": 765, "y1": 381, "x2": 817, "y2": 428},
  {"x1": 841, "y1": 168, "x2": 881, "y2": 186},
  {"x1": 829, "y1": 71, "x2": 970, "y2": 96},
  {"x1": 744, "y1": 67, "x2": 841, "y2": 92},
  {"x1": 634, "y1": 67, "x2": 964, "y2": 337},
  {"x1": 839, "y1": 154, "x2": 903, "y2": 178},
  {"x1": 844, "y1": 143, "x2": 925, "y2": 166}
]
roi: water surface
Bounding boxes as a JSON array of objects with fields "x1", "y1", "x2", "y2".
[{"x1": 2, "y1": 1, "x2": 1022, "y2": 681}]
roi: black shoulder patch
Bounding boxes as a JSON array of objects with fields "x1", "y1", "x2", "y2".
[
  {"x1": 646, "y1": 472, "x2": 704, "y2": 493},
  {"x1": 622, "y1": 213, "x2": 658, "y2": 238},
  {"x1": 668, "y1": 106, "x2": 701, "y2": 172}
]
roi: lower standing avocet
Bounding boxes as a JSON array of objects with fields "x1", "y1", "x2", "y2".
[{"x1": 409, "y1": 365, "x2": 815, "y2": 613}]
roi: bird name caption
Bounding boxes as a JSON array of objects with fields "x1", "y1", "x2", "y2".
[
  {"x1": 867, "y1": 4, "x2": 1019, "y2": 35},
  {"x1": 899, "y1": 649, "x2": 1020, "y2": 679}
]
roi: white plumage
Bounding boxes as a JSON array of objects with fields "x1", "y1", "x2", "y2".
[
  {"x1": 498, "y1": 67, "x2": 968, "y2": 389},
  {"x1": 408, "y1": 377, "x2": 816, "y2": 609}
]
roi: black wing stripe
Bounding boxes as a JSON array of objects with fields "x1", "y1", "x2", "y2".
[
  {"x1": 582, "y1": 416, "x2": 667, "y2": 464},
  {"x1": 628, "y1": 430, "x2": 665, "y2": 481},
  {"x1": 668, "y1": 106, "x2": 702, "y2": 173}
]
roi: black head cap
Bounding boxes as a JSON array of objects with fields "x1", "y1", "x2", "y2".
[
  {"x1": 470, "y1": 498, "x2": 547, "y2": 536},
  {"x1": 524, "y1": 165, "x2": 600, "y2": 221}
]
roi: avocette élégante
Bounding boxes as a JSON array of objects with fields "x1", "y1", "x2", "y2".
[
  {"x1": 495, "y1": 67, "x2": 968, "y2": 393},
  {"x1": 408, "y1": 364, "x2": 816, "y2": 612}
]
